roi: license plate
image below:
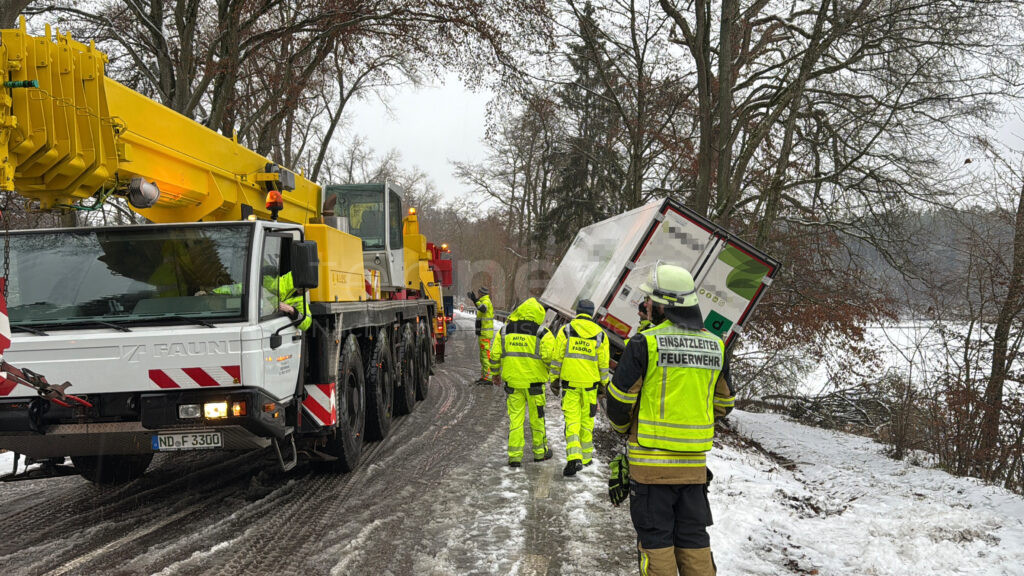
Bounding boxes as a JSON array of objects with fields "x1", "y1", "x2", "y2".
[{"x1": 152, "y1": 431, "x2": 223, "y2": 451}]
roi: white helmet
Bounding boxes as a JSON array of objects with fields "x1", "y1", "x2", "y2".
[{"x1": 638, "y1": 262, "x2": 698, "y2": 307}]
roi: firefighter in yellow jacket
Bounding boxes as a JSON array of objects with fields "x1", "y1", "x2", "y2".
[
  {"x1": 550, "y1": 299, "x2": 610, "y2": 477},
  {"x1": 606, "y1": 263, "x2": 735, "y2": 576},
  {"x1": 489, "y1": 298, "x2": 555, "y2": 467},
  {"x1": 468, "y1": 287, "x2": 495, "y2": 384}
]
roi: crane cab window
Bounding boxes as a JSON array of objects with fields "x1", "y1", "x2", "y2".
[
  {"x1": 338, "y1": 190, "x2": 386, "y2": 250},
  {"x1": 389, "y1": 189, "x2": 403, "y2": 249}
]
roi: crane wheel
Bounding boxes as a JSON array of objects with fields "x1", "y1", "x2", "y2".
[
  {"x1": 318, "y1": 334, "x2": 365, "y2": 472},
  {"x1": 363, "y1": 329, "x2": 395, "y2": 441},
  {"x1": 395, "y1": 323, "x2": 418, "y2": 415}
]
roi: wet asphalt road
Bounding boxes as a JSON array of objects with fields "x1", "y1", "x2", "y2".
[{"x1": 0, "y1": 319, "x2": 636, "y2": 576}]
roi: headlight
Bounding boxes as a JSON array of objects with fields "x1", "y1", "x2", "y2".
[
  {"x1": 178, "y1": 404, "x2": 201, "y2": 419},
  {"x1": 204, "y1": 402, "x2": 228, "y2": 419}
]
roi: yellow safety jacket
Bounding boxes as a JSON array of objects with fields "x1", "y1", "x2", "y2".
[
  {"x1": 475, "y1": 294, "x2": 494, "y2": 337},
  {"x1": 214, "y1": 272, "x2": 311, "y2": 331},
  {"x1": 489, "y1": 298, "x2": 554, "y2": 387},
  {"x1": 550, "y1": 313, "x2": 610, "y2": 387},
  {"x1": 636, "y1": 324, "x2": 724, "y2": 453},
  {"x1": 606, "y1": 319, "x2": 733, "y2": 484}
]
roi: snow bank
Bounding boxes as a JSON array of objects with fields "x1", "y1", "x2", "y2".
[{"x1": 712, "y1": 410, "x2": 1024, "y2": 575}]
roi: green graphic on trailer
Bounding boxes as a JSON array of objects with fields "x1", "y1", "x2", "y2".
[
  {"x1": 718, "y1": 245, "x2": 770, "y2": 300},
  {"x1": 704, "y1": 310, "x2": 733, "y2": 338}
]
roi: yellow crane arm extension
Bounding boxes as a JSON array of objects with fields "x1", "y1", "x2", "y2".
[{"x1": 0, "y1": 20, "x2": 319, "y2": 224}]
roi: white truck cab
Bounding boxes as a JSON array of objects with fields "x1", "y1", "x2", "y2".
[{"x1": 0, "y1": 220, "x2": 315, "y2": 474}]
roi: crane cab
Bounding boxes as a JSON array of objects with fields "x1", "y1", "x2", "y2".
[{"x1": 323, "y1": 182, "x2": 405, "y2": 292}]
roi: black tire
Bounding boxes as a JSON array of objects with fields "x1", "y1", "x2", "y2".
[
  {"x1": 71, "y1": 453, "x2": 153, "y2": 484},
  {"x1": 320, "y1": 334, "x2": 365, "y2": 472},
  {"x1": 415, "y1": 321, "x2": 431, "y2": 400},
  {"x1": 395, "y1": 323, "x2": 417, "y2": 415},
  {"x1": 364, "y1": 329, "x2": 395, "y2": 441}
]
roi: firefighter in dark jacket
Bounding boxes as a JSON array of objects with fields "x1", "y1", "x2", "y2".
[{"x1": 606, "y1": 263, "x2": 735, "y2": 576}]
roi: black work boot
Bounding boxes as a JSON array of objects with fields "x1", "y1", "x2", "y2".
[
  {"x1": 535, "y1": 447, "x2": 553, "y2": 462},
  {"x1": 563, "y1": 460, "x2": 583, "y2": 477},
  {"x1": 508, "y1": 460, "x2": 521, "y2": 468}
]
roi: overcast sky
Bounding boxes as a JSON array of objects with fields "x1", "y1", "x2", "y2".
[{"x1": 344, "y1": 76, "x2": 492, "y2": 202}]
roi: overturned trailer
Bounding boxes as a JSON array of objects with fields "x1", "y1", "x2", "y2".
[{"x1": 540, "y1": 199, "x2": 781, "y2": 353}]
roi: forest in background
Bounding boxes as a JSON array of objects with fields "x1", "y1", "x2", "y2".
[{"x1": 3, "y1": 0, "x2": 1024, "y2": 492}]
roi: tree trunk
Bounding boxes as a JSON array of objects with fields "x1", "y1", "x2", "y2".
[
  {"x1": 714, "y1": 0, "x2": 736, "y2": 221},
  {"x1": 978, "y1": 181, "x2": 1024, "y2": 479},
  {"x1": 1, "y1": 0, "x2": 31, "y2": 27}
]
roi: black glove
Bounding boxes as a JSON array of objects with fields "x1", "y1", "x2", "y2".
[
  {"x1": 608, "y1": 453, "x2": 629, "y2": 506},
  {"x1": 467, "y1": 291, "x2": 477, "y2": 302},
  {"x1": 549, "y1": 379, "x2": 562, "y2": 396}
]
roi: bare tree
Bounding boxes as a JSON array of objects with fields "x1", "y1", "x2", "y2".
[
  {"x1": 1, "y1": 0, "x2": 32, "y2": 26},
  {"x1": 656, "y1": 0, "x2": 1024, "y2": 238}
]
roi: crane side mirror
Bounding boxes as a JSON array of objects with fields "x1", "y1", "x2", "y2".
[{"x1": 290, "y1": 241, "x2": 319, "y2": 290}]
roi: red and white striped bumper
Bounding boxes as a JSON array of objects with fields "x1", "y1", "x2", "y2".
[
  {"x1": 301, "y1": 383, "x2": 337, "y2": 427},
  {"x1": 148, "y1": 366, "x2": 241, "y2": 389}
]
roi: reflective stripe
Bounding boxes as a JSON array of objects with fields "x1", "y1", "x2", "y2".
[
  {"x1": 637, "y1": 419, "x2": 714, "y2": 430},
  {"x1": 714, "y1": 397, "x2": 735, "y2": 406},
  {"x1": 629, "y1": 456, "x2": 707, "y2": 466},
  {"x1": 608, "y1": 385, "x2": 637, "y2": 403},
  {"x1": 581, "y1": 441, "x2": 593, "y2": 450},
  {"x1": 550, "y1": 361, "x2": 562, "y2": 368},
  {"x1": 565, "y1": 352, "x2": 598, "y2": 361},
  {"x1": 628, "y1": 443, "x2": 707, "y2": 467},
  {"x1": 504, "y1": 351, "x2": 541, "y2": 359},
  {"x1": 612, "y1": 422, "x2": 630, "y2": 433},
  {"x1": 567, "y1": 446, "x2": 582, "y2": 455},
  {"x1": 660, "y1": 367, "x2": 667, "y2": 420},
  {"x1": 637, "y1": 433, "x2": 713, "y2": 444}
]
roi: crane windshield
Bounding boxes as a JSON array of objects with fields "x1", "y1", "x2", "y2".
[
  {"x1": 1, "y1": 224, "x2": 253, "y2": 328},
  {"x1": 332, "y1": 188, "x2": 387, "y2": 250}
]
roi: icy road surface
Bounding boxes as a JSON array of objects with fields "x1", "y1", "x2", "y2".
[{"x1": 0, "y1": 316, "x2": 1022, "y2": 575}]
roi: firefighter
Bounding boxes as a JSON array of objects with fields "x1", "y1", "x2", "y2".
[
  {"x1": 467, "y1": 287, "x2": 495, "y2": 384},
  {"x1": 637, "y1": 297, "x2": 654, "y2": 333},
  {"x1": 626, "y1": 297, "x2": 654, "y2": 346},
  {"x1": 489, "y1": 297, "x2": 555, "y2": 467},
  {"x1": 199, "y1": 265, "x2": 311, "y2": 331},
  {"x1": 550, "y1": 298, "x2": 610, "y2": 476},
  {"x1": 606, "y1": 263, "x2": 735, "y2": 576}
]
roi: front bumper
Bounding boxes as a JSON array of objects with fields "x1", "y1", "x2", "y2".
[{"x1": 0, "y1": 388, "x2": 289, "y2": 459}]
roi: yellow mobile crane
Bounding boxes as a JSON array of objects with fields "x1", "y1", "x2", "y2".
[{"x1": 0, "y1": 20, "x2": 445, "y2": 482}]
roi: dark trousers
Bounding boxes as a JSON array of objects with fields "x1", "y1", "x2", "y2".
[{"x1": 629, "y1": 482, "x2": 712, "y2": 550}]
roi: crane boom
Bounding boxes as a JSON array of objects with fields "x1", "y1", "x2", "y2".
[{"x1": 0, "y1": 19, "x2": 319, "y2": 224}]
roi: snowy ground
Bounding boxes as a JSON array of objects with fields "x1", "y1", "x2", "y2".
[
  {"x1": 1, "y1": 316, "x2": 1022, "y2": 575},
  {"x1": 714, "y1": 411, "x2": 1024, "y2": 576}
]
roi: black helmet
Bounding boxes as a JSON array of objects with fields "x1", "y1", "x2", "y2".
[{"x1": 576, "y1": 299, "x2": 595, "y2": 315}]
